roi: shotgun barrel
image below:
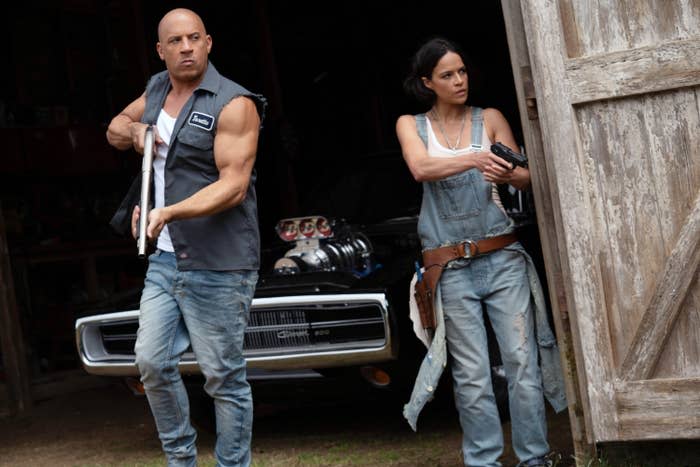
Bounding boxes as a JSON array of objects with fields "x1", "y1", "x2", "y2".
[{"x1": 137, "y1": 126, "x2": 155, "y2": 258}]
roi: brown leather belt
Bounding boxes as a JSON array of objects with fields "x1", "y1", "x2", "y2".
[
  {"x1": 422, "y1": 233, "x2": 518, "y2": 270},
  {"x1": 414, "y1": 233, "x2": 518, "y2": 330}
]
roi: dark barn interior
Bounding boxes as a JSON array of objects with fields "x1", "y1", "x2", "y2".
[{"x1": 0, "y1": 1, "x2": 526, "y2": 406}]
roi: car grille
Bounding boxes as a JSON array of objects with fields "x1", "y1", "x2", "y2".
[
  {"x1": 99, "y1": 302, "x2": 385, "y2": 355},
  {"x1": 99, "y1": 322, "x2": 137, "y2": 354},
  {"x1": 245, "y1": 303, "x2": 385, "y2": 352}
]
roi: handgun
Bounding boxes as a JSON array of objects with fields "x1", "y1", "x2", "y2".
[
  {"x1": 137, "y1": 126, "x2": 155, "y2": 258},
  {"x1": 490, "y1": 142, "x2": 528, "y2": 168}
]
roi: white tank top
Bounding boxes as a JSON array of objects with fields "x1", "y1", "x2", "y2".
[
  {"x1": 425, "y1": 116, "x2": 505, "y2": 212},
  {"x1": 154, "y1": 110, "x2": 176, "y2": 252}
]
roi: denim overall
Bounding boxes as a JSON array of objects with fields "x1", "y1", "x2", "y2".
[
  {"x1": 416, "y1": 108, "x2": 514, "y2": 249},
  {"x1": 404, "y1": 108, "x2": 566, "y2": 467}
]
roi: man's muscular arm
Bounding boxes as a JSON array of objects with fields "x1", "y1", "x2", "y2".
[
  {"x1": 106, "y1": 94, "x2": 163, "y2": 153},
  {"x1": 144, "y1": 96, "x2": 260, "y2": 240}
]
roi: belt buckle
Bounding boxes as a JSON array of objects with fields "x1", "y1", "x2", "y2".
[{"x1": 462, "y1": 240, "x2": 479, "y2": 259}]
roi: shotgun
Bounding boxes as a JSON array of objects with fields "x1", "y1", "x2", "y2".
[{"x1": 137, "y1": 126, "x2": 155, "y2": 258}]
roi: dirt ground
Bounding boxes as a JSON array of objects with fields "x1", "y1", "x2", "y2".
[{"x1": 0, "y1": 374, "x2": 575, "y2": 466}]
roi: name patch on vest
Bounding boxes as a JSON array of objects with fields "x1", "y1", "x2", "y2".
[{"x1": 188, "y1": 112, "x2": 214, "y2": 131}]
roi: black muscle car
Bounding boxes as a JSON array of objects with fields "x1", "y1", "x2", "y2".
[{"x1": 75, "y1": 151, "x2": 530, "y2": 416}]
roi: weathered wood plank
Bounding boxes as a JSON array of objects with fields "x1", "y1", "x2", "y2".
[
  {"x1": 501, "y1": 0, "x2": 594, "y2": 458},
  {"x1": 615, "y1": 378, "x2": 700, "y2": 440},
  {"x1": 521, "y1": 0, "x2": 619, "y2": 442},
  {"x1": 574, "y1": 89, "x2": 699, "y2": 361},
  {"x1": 575, "y1": 102, "x2": 652, "y2": 363},
  {"x1": 646, "y1": 86, "x2": 700, "y2": 379},
  {"x1": 559, "y1": 0, "x2": 700, "y2": 59},
  {"x1": 558, "y1": 0, "x2": 628, "y2": 58},
  {"x1": 620, "y1": 192, "x2": 700, "y2": 381},
  {"x1": 654, "y1": 271, "x2": 700, "y2": 378},
  {"x1": 567, "y1": 38, "x2": 700, "y2": 104}
]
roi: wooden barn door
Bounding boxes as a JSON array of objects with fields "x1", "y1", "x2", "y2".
[{"x1": 510, "y1": 0, "x2": 700, "y2": 442}]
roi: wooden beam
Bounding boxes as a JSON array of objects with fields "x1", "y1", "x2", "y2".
[
  {"x1": 0, "y1": 204, "x2": 32, "y2": 414},
  {"x1": 501, "y1": 0, "x2": 595, "y2": 460},
  {"x1": 620, "y1": 191, "x2": 700, "y2": 381},
  {"x1": 566, "y1": 38, "x2": 700, "y2": 104},
  {"x1": 615, "y1": 378, "x2": 700, "y2": 440},
  {"x1": 520, "y1": 0, "x2": 620, "y2": 442}
]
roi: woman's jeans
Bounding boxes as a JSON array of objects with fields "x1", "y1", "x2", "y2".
[
  {"x1": 134, "y1": 250, "x2": 257, "y2": 467},
  {"x1": 440, "y1": 248, "x2": 548, "y2": 466}
]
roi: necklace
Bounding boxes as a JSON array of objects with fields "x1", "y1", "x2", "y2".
[{"x1": 431, "y1": 108, "x2": 467, "y2": 151}]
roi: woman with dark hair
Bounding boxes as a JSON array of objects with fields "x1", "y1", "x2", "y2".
[{"x1": 397, "y1": 37, "x2": 566, "y2": 467}]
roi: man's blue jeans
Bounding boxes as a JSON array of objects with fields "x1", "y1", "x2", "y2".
[
  {"x1": 134, "y1": 250, "x2": 257, "y2": 467},
  {"x1": 440, "y1": 248, "x2": 548, "y2": 466}
]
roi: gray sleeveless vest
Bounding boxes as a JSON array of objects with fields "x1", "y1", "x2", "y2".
[
  {"x1": 415, "y1": 107, "x2": 514, "y2": 250},
  {"x1": 142, "y1": 62, "x2": 266, "y2": 271}
]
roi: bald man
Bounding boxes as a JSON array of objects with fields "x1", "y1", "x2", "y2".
[{"x1": 107, "y1": 8, "x2": 266, "y2": 466}]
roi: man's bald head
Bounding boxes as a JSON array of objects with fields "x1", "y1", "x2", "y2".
[
  {"x1": 158, "y1": 8, "x2": 207, "y2": 42},
  {"x1": 156, "y1": 8, "x2": 212, "y2": 85}
]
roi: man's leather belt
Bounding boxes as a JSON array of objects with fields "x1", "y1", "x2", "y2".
[{"x1": 414, "y1": 233, "x2": 518, "y2": 331}]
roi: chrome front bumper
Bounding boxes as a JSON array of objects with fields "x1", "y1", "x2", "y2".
[{"x1": 76, "y1": 293, "x2": 396, "y2": 376}]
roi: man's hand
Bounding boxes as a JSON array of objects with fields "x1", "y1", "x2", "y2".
[
  {"x1": 146, "y1": 207, "x2": 170, "y2": 242},
  {"x1": 131, "y1": 205, "x2": 141, "y2": 240},
  {"x1": 130, "y1": 205, "x2": 169, "y2": 242},
  {"x1": 128, "y1": 123, "x2": 164, "y2": 155}
]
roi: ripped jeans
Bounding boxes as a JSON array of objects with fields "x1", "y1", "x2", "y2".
[
  {"x1": 440, "y1": 248, "x2": 548, "y2": 466},
  {"x1": 134, "y1": 250, "x2": 257, "y2": 467}
]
